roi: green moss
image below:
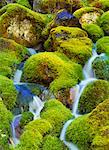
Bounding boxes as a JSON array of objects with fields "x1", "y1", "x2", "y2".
[
  {"x1": 100, "y1": 11, "x2": 109, "y2": 35},
  {"x1": 0, "y1": 75, "x2": 17, "y2": 110},
  {"x1": 42, "y1": 135, "x2": 68, "y2": 150},
  {"x1": 78, "y1": 80, "x2": 109, "y2": 114},
  {"x1": 66, "y1": 99, "x2": 109, "y2": 150},
  {"x1": 22, "y1": 52, "x2": 83, "y2": 95},
  {"x1": 19, "y1": 112, "x2": 34, "y2": 129},
  {"x1": 96, "y1": 36, "x2": 109, "y2": 55},
  {"x1": 82, "y1": 23, "x2": 104, "y2": 42},
  {"x1": 0, "y1": 4, "x2": 49, "y2": 47},
  {"x1": 16, "y1": 129, "x2": 42, "y2": 150},
  {"x1": 0, "y1": 99, "x2": 13, "y2": 150},
  {"x1": 25, "y1": 119, "x2": 53, "y2": 136},
  {"x1": 92, "y1": 55, "x2": 109, "y2": 81},
  {"x1": 16, "y1": 0, "x2": 32, "y2": 9},
  {"x1": 41, "y1": 99, "x2": 73, "y2": 136},
  {"x1": 54, "y1": 37, "x2": 92, "y2": 65},
  {"x1": 44, "y1": 26, "x2": 88, "y2": 50}
]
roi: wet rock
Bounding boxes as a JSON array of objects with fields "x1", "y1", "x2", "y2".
[
  {"x1": 78, "y1": 80, "x2": 109, "y2": 114},
  {"x1": 92, "y1": 55, "x2": 109, "y2": 81},
  {"x1": 74, "y1": 7, "x2": 103, "y2": 25},
  {"x1": 0, "y1": 75, "x2": 17, "y2": 110},
  {"x1": 0, "y1": 99, "x2": 13, "y2": 150},
  {"x1": 96, "y1": 36, "x2": 109, "y2": 55},
  {"x1": 0, "y1": 4, "x2": 49, "y2": 47},
  {"x1": 22, "y1": 52, "x2": 83, "y2": 106},
  {"x1": 66, "y1": 99, "x2": 109, "y2": 150}
]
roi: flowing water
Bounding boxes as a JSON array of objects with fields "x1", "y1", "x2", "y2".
[
  {"x1": 13, "y1": 69, "x2": 22, "y2": 83},
  {"x1": 27, "y1": 48, "x2": 37, "y2": 55},
  {"x1": 60, "y1": 45, "x2": 103, "y2": 149}
]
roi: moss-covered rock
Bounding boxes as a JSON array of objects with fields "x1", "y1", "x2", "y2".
[
  {"x1": 66, "y1": 99, "x2": 109, "y2": 150},
  {"x1": 0, "y1": 75, "x2": 17, "y2": 110},
  {"x1": 16, "y1": 0, "x2": 32, "y2": 9},
  {"x1": 82, "y1": 23, "x2": 104, "y2": 42},
  {"x1": 78, "y1": 80, "x2": 109, "y2": 114},
  {"x1": 96, "y1": 36, "x2": 109, "y2": 55},
  {"x1": 22, "y1": 52, "x2": 83, "y2": 106},
  {"x1": 100, "y1": 11, "x2": 109, "y2": 35},
  {"x1": 19, "y1": 112, "x2": 34, "y2": 129},
  {"x1": 0, "y1": 4, "x2": 50, "y2": 47},
  {"x1": 92, "y1": 55, "x2": 109, "y2": 81},
  {"x1": 0, "y1": 99, "x2": 13, "y2": 150},
  {"x1": 41, "y1": 99, "x2": 73, "y2": 136},
  {"x1": 42, "y1": 135, "x2": 68, "y2": 150},
  {"x1": 74, "y1": 7, "x2": 103, "y2": 25},
  {"x1": 33, "y1": 0, "x2": 83, "y2": 14},
  {"x1": 0, "y1": 37, "x2": 29, "y2": 78}
]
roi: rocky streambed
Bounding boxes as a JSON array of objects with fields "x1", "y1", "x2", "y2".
[{"x1": 0, "y1": 1, "x2": 109, "y2": 150}]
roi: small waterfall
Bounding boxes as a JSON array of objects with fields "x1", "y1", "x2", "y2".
[
  {"x1": 29, "y1": 96, "x2": 44, "y2": 120},
  {"x1": 13, "y1": 69, "x2": 22, "y2": 83},
  {"x1": 60, "y1": 44, "x2": 100, "y2": 149},
  {"x1": 27, "y1": 48, "x2": 37, "y2": 55},
  {"x1": 11, "y1": 114, "x2": 22, "y2": 145}
]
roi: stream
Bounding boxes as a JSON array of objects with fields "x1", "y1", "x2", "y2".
[{"x1": 60, "y1": 44, "x2": 104, "y2": 149}]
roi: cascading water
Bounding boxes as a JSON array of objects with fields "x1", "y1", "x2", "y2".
[
  {"x1": 13, "y1": 69, "x2": 22, "y2": 83},
  {"x1": 29, "y1": 95, "x2": 44, "y2": 120},
  {"x1": 27, "y1": 48, "x2": 37, "y2": 55},
  {"x1": 60, "y1": 45, "x2": 104, "y2": 149}
]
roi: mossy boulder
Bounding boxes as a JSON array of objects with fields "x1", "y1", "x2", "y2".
[
  {"x1": 0, "y1": 75, "x2": 17, "y2": 110},
  {"x1": 92, "y1": 55, "x2": 109, "y2": 81},
  {"x1": 0, "y1": 99, "x2": 13, "y2": 150},
  {"x1": 16, "y1": 0, "x2": 32, "y2": 9},
  {"x1": 96, "y1": 36, "x2": 109, "y2": 55},
  {"x1": 33, "y1": 0, "x2": 83, "y2": 14},
  {"x1": 78, "y1": 80, "x2": 109, "y2": 114},
  {"x1": 74, "y1": 7, "x2": 103, "y2": 25},
  {"x1": 19, "y1": 112, "x2": 34, "y2": 129},
  {"x1": 82, "y1": 23, "x2": 104, "y2": 42},
  {"x1": 0, "y1": 37, "x2": 29, "y2": 78},
  {"x1": 100, "y1": 11, "x2": 109, "y2": 35},
  {"x1": 22, "y1": 52, "x2": 83, "y2": 106},
  {"x1": 66, "y1": 99, "x2": 109, "y2": 150},
  {"x1": 0, "y1": 4, "x2": 49, "y2": 47},
  {"x1": 17, "y1": 119, "x2": 52, "y2": 150},
  {"x1": 41, "y1": 99, "x2": 73, "y2": 136},
  {"x1": 42, "y1": 135, "x2": 68, "y2": 150}
]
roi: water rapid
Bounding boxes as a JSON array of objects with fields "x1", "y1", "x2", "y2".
[{"x1": 60, "y1": 45, "x2": 103, "y2": 149}]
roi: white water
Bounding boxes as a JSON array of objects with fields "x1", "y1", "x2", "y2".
[
  {"x1": 60, "y1": 45, "x2": 101, "y2": 149},
  {"x1": 27, "y1": 48, "x2": 37, "y2": 55},
  {"x1": 13, "y1": 69, "x2": 22, "y2": 83},
  {"x1": 11, "y1": 114, "x2": 22, "y2": 145},
  {"x1": 29, "y1": 96, "x2": 44, "y2": 120}
]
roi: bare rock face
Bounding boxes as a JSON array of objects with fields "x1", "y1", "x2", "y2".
[{"x1": 0, "y1": 4, "x2": 47, "y2": 47}]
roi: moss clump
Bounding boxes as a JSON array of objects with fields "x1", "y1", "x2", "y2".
[
  {"x1": 100, "y1": 11, "x2": 109, "y2": 35},
  {"x1": 82, "y1": 23, "x2": 104, "y2": 42},
  {"x1": 42, "y1": 135, "x2": 68, "y2": 150},
  {"x1": 66, "y1": 99, "x2": 109, "y2": 150},
  {"x1": 0, "y1": 4, "x2": 49, "y2": 47},
  {"x1": 0, "y1": 75, "x2": 17, "y2": 110},
  {"x1": 78, "y1": 80, "x2": 109, "y2": 114},
  {"x1": 19, "y1": 112, "x2": 34, "y2": 129},
  {"x1": 44, "y1": 26, "x2": 88, "y2": 50},
  {"x1": 25, "y1": 119, "x2": 53, "y2": 136},
  {"x1": 96, "y1": 36, "x2": 109, "y2": 55},
  {"x1": 74, "y1": 7, "x2": 103, "y2": 25},
  {"x1": 0, "y1": 99, "x2": 13, "y2": 150},
  {"x1": 33, "y1": 0, "x2": 83, "y2": 14},
  {"x1": 22, "y1": 52, "x2": 83, "y2": 105},
  {"x1": 41, "y1": 99, "x2": 73, "y2": 136},
  {"x1": 92, "y1": 55, "x2": 109, "y2": 81},
  {"x1": 16, "y1": 0, "x2": 32, "y2": 9},
  {"x1": 53, "y1": 38, "x2": 92, "y2": 65}
]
